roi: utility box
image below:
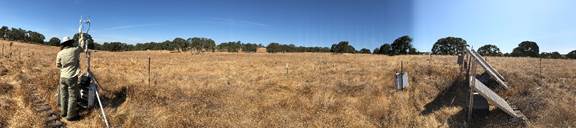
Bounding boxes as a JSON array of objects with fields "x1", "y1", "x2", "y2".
[
  {"x1": 395, "y1": 72, "x2": 409, "y2": 90},
  {"x1": 79, "y1": 74, "x2": 97, "y2": 109},
  {"x1": 472, "y1": 92, "x2": 489, "y2": 118}
]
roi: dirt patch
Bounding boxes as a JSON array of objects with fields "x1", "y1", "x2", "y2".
[
  {"x1": 334, "y1": 82, "x2": 366, "y2": 97},
  {"x1": 0, "y1": 83, "x2": 14, "y2": 95},
  {"x1": 0, "y1": 97, "x2": 16, "y2": 127},
  {"x1": 0, "y1": 83, "x2": 15, "y2": 127},
  {"x1": 0, "y1": 66, "x2": 8, "y2": 76}
]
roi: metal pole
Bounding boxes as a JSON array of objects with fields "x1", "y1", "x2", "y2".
[{"x1": 90, "y1": 73, "x2": 111, "y2": 128}]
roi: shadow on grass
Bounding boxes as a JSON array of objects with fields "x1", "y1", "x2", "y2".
[
  {"x1": 102, "y1": 86, "x2": 127, "y2": 108},
  {"x1": 419, "y1": 75, "x2": 492, "y2": 128},
  {"x1": 420, "y1": 76, "x2": 468, "y2": 115}
]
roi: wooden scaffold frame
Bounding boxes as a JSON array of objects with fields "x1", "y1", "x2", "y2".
[{"x1": 459, "y1": 46, "x2": 528, "y2": 127}]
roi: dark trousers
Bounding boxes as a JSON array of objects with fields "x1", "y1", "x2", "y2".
[{"x1": 59, "y1": 76, "x2": 79, "y2": 118}]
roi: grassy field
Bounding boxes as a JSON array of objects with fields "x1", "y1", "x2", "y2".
[{"x1": 0, "y1": 40, "x2": 575, "y2": 127}]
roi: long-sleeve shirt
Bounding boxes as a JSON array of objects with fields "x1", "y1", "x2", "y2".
[{"x1": 56, "y1": 38, "x2": 86, "y2": 78}]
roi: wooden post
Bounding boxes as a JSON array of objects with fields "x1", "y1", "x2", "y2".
[
  {"x1": 428, "y1": 54, "x2": 432, "y2": 76},
  {"x1": 467, "y1": 59, "x2": 477, "y2": 127},
  {"x1": 9, "y1": 42, "x2": 13, "y2": 57},
  {"x1": 465, "y1": 53, "x2": 471, "y2": 74},
  {"x1": 148, "y1": 56, "x2": 151, "y2": 87},
  {"x1": 8, "y1": 43, "x2": 11, "y2": 58},
  {"x1": 464, "y1": 54, "x2": 469, "y2": 73},
  {"x1": 400, "y1": 61, "x2": 403, "y2": 73},
  {"x1": 285, "y1": 63, "x2": 289, "y2": 75},
  {"x1": 539, "y1": 58, "x2": 542, "y2": 80},
  {"x1": 465, "y1": 54, "x2": 470, "y2": 77}
]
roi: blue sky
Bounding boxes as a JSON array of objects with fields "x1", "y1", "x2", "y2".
[
  {"x1": 413, "y1": 0, "x2": 576, "y2": 53},
  {"x1": 0, "y1": 0, "x2": 574, "y2": 53}
]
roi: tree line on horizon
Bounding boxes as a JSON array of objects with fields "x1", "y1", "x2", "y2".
[
  {"x1": 0, "y1": 26, "x2": 45, "y2": 44},
  {"x1": 1, "y1": 25, "x2": 576, "y2": 59}
]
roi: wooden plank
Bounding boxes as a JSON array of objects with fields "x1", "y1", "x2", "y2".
[
  {"x1": 470, "y1": 48, "x2": 506, "y2": 83},
  {"x1": 467, "y1": 48, "x2": 502, "y2": 80},
  {"x1": 464, "y1": 47, "x2": 509, "y2": 89},
  {"x1": 472, "y1": 78, "x2": 521, "y2": 118},
  {"x1": 470, "y1": 49, "x2": 506, "y2": 81}
]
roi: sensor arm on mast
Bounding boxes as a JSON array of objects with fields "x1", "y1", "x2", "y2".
[
  {"x1": 78, "y1": 17, "x2": 92, "y2": 73},
  {"x1": 78, "y1": 17, "x2": 91, "y2": 53},
  {"x1": 77, "y1": 17, "x2": 111, "y2": 128}
]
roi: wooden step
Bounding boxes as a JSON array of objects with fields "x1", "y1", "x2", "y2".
[
  {"x1": 46, "y1": 120, "x2": 64, "y2": 128},
  {"x1": 45, "y1": 115, "x2": 59, "y2": 123},
  {"x1": 35, "y1": 105, "x2": 51, "y2": 112}
]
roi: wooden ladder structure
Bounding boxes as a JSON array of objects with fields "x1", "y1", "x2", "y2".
[{"x1": 460, "y1": 46, "x2": 527, "y2": 126}]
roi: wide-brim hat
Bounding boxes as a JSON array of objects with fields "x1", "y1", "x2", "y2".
[{"x1": 61, "y1": 39, "x2": 75, "y2": 46}]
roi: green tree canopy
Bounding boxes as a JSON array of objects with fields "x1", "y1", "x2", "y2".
[
  {"x1": 359, "y1": 48, "x2": 371, "y2": 54},
  {"x1": 549, "y1": 52, "x2": 562, "y2": 59},
  {"x1": 566, "y1": 50, "x2": 576, "y2": 59},
  {"x1": 431, "y1": 37, "x2": 467, "y2": 55},
  {"x1": 47, "y1": 37, "x2": 61, "y2": 46},
  {"x1": 372, "y1": 48, "x2": 380, "y2": 54},
  {"x1": 391, "y1": 35, "x2": 416, "y2": 55},
  {"x1": 511, "y1": 41, "x2": 539, "y2": 57},
  {"x1": 266, "y1": 43, "x2": 329, "y2": 53},
  {"x1": 330, "y1": 41, "x2": 356, "y2": 53},
  {"x1": 188, "y1": 37, "x2": 216, "y2": 52},
  {"x1": 266, "y1": 43, "x2": 283, "y2": 53},
  {"x1": 98, "y1": 42, "x2": 134, "y2": 52},
  {"x1": 540, "y1": 52, "x2": 562, "y2": 59},
  {"x1": 28, "y1": 31, "x2": 45, "y2": 44},
  {"x1": 375, "y1": 43, "x2": 392, "y2": 55},
  {"x1": 0, "y1": 26, "x2": 8, "y2": 39},
  {"x1": 171, "y1": 37, "x2": 187, "y2": 51},
  {"x1": 217, "y1": 41, "x2": 243, "y2": 52},
  {"x1": 241, "y1": 43, "x2": 262, "y2": 52},
  {"x1": 477, "y1": 44, "x2": 502, "y2": 56},
  {"x1": 6, "y1": 28, "x2": 26, "y2": 41},
  {"x1": 0, "y1": 25, "x2": 333, "y2": 53},
  {"x1": 73, "y1": 33, "x2": 95, "y2": 49},
  {"x1": 214, "y1": 41, "x2": 263, "y2": 52},
  {"x1": 2, "y1": 27, "x2": 45, "y2": 44}
]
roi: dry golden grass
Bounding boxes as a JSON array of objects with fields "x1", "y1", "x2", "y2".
[{"x1": 0, "y1": 40, "x2": 574, "y2": 127}]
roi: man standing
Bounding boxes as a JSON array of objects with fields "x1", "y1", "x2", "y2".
[{"x1": 56, "y1": 36, "x2": 85, "y2": 121}]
